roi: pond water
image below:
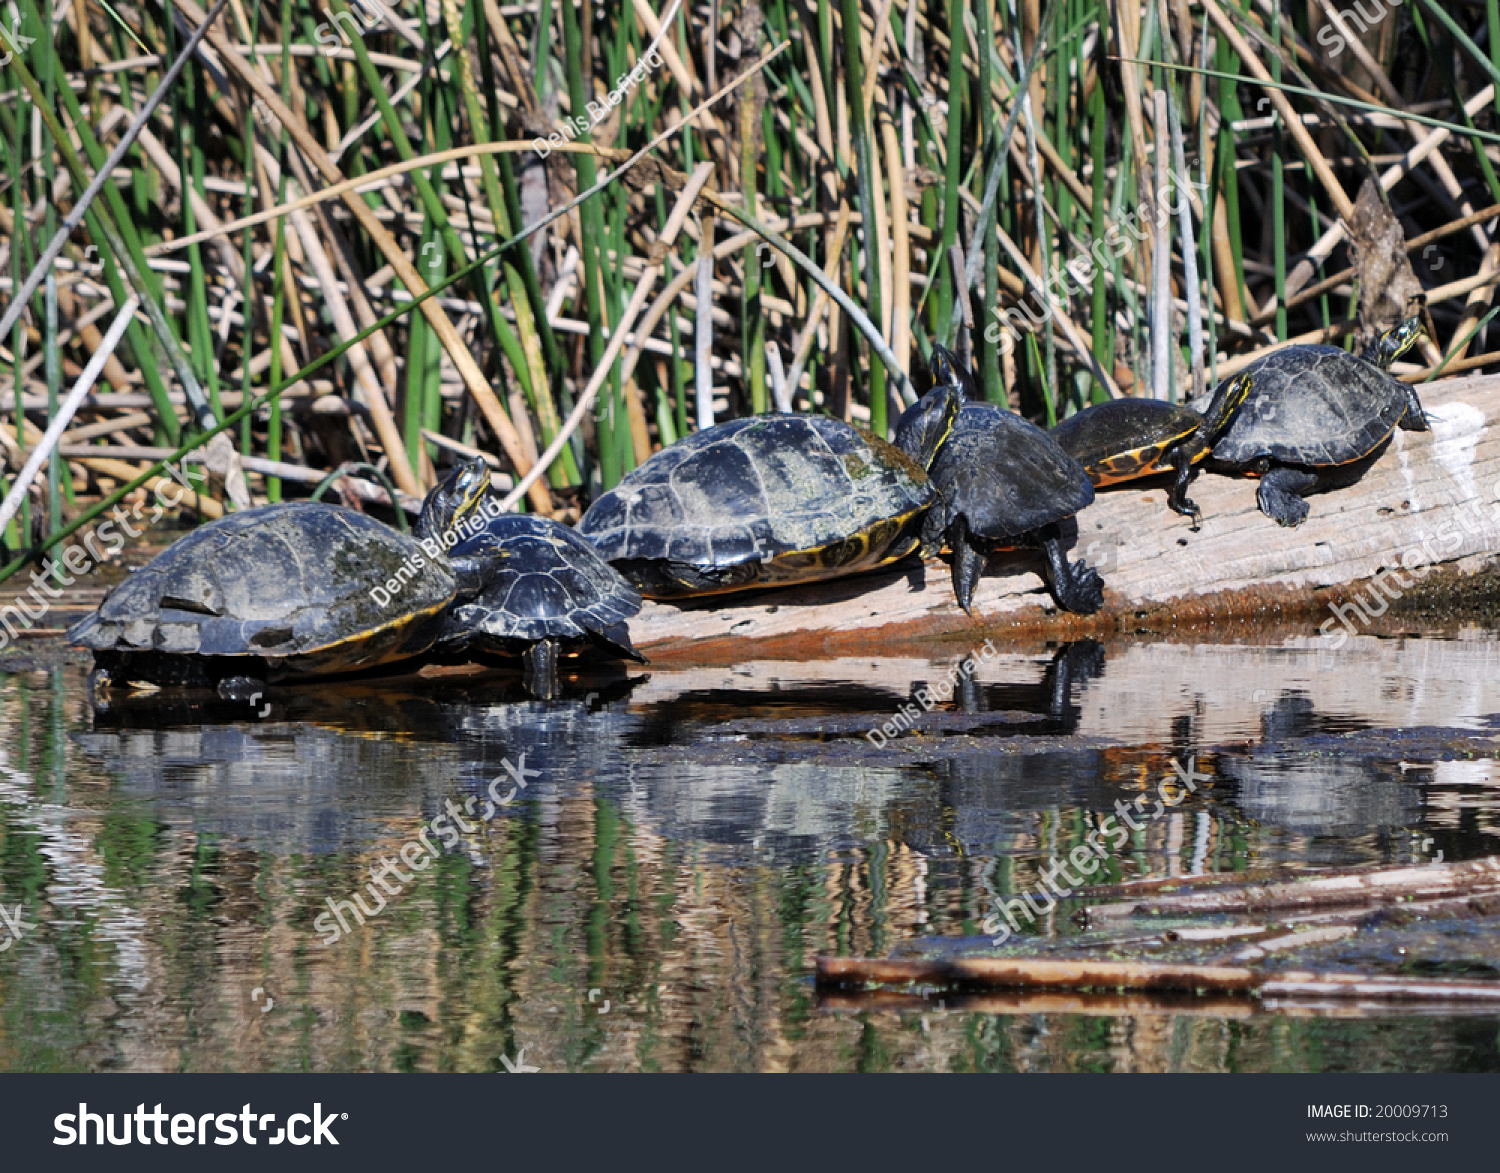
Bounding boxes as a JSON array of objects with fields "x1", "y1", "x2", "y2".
[{"x1": 2, "y1": 631, "x2": 1500, "y2": 1072}]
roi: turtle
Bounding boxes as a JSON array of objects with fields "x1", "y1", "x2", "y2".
[
  {"x1": 438, "y1": 512, "x2": 647, "y2": 698},
  {"x1": 912, "y1": 345, "x2": 1103, "y2": 615},
  {"x1": 1049, "y1": 370, "x2": 1254, "y2": 528},
  {"x1": 1201, "y1": 317, "x2": 1429, "y2": 526},
  {"x1": 576, "y1": 386, "x2": 961, "y2": 598},
  {"x1": 68, "y1": 458, "x2": 493, "y2": 686}
]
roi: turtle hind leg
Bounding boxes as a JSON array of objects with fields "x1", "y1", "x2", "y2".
[
  {"x1": 1166, "y1": 445, "x2": 1204, "y2": 530},
  {"x1": 1256, "y1": 466, "x2": 1319, "y2": 527},
  {"x1": 522, "y1": 639, "x2": 560, "y2": 700},
  {"x1": 1037, "y1": 524, "x2": 1104, "y2": 615},
  {"x1": 948, "y1": 516, "x2": 987, "y2": 616},
  {"x1": 1042, "y1": 640, "x2": 1105, "y2": 716}
]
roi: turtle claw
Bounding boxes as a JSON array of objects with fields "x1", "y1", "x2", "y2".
[
  {"x1": 1039, "y1": 526, "x2": 1105, "y2": 615},
  {"x1": 1056, "y1": 560, "x2": 1105, "y2": 615},
  {"x1": 1256, "y1": 467, "x2": 1317, "y2": 528},
  {"x1": 1170, "y1": 497, "x2": 1204, "y2": 532}
]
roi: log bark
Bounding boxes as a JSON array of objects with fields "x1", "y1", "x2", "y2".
[{"x1": 632, "y1": 373, "x2": 1500, "y2": 654}]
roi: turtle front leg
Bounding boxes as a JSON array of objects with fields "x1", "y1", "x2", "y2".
[
  {"x1": 1166, "y1": 445, "x2": 1204, "y2": 530},
  {"x1": 918, "y1": 505, "x2": 947, "y2": 560},
  {"x1": 948, "y1": 515, "x2": 987, "y2": 616},
  {"x1": 522, "y1": 638, "x2": 560, "y2": 700},
  {"x1": 1256, "y1": 466, "x2": 1320, "y2": 527},
  {"x1": 1037, "y1": 524, "x2": 1104, "y2": 615}
]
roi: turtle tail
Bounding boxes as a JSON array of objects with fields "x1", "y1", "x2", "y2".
[{"x1": 593, "y1": 622, "x2": 649, "y2": 665}]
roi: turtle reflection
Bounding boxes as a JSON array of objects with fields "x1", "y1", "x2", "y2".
[
  {"x1": 1223, "y1": 693, "x2": 1426, "y2": 836},
  {"x1": 72, "y1": 678, "x2": 644, "y2": 855}
]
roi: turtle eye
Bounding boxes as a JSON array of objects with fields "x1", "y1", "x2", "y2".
[{"x1": 456, "y1": 459, "x2": 490, "y2": 502}]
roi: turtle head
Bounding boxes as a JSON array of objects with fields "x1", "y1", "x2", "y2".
[
  {"x1": 415, "y1": 456, "x2": 492, "y2": 542},
  {"x1": 927, "y1": 344, "x2": 981, "y2": 401},
  {"x1": 895, "y1": 384, "x2": 961, "y2": 470},
  {"x1": 1199, "y1": 371, "x2": 1255, "y2": 441},
  {"x1": 1364, "y1": 317, "x2": 1425, "y2": 369}
]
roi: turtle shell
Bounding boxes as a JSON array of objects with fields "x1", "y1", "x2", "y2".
[
  {"x1": 67, "y1": 504, "x2": 456, "y2": 676},
  {"x1": 926, "y1": 403, "x2": 1095, "y2": 543},
  {"x1": 1050, "y1": 399, "x2": 1204, "y2": 484},
  {"x1": 445, "y1": 514, "x2": 644, "y2": 659},
  {"x1": 1210, "y1": 345, "x2": 1418, "y2": 468},
  {"x1": 577, "y1": 414, "x2": 936, "y2": 597}
]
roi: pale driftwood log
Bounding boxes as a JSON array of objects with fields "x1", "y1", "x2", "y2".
[
  {"x1": 1087, "y1": 857, "x2": 1500, "y2": 921},
  {"x1": 632, "y1": 373, "x2": 1500, "y2": 653}
]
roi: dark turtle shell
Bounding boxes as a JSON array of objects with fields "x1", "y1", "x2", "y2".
[
  {"x1": 1051, "y1": 399, "x2": 1203, "y2": 484},
  {"x1": 578, "y1": 413, "x2": 937, "y2": 597},
  {"x1": 444, "y1": 513, "x2": 644, "y2": 661},
  {"x1": 924, "y1": 403, "x2": 1096, "y2": 545},
  {"x1": 1210, "y1": 345, "x2": 1427, "y2": 468},
  {"x1": 67, "y1": 504, "x2": 459, "y2": 677}
]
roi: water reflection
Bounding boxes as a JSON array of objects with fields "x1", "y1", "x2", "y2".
[
  {"x1": 1222, "y1": 695, "x2": 1427, "y2": 837},
  {"x1": 0, "y1": 635, "x2": 1498, "y2": 1071}
]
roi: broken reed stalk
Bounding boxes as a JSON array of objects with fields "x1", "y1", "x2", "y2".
[{"x1": 0, "y1": 298, "x2": 138, "y2": 536}]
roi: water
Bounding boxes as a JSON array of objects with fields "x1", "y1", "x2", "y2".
[{"x1": 2, "y1": 632, "x2": 1500, "y2": 1072}]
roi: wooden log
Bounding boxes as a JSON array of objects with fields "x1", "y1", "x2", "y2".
[
  {"x1": 1259, "y1": 974, "x2": 1500, "y2": 1002},
  {"x1": 632, "y1": 372, "x2": 1500, "y2": 655},
  {"x1": 818, "y1": 990, "x2": 1259, "y2": 1018},
  {"x1": 815, "y1": 955, "x2": 1260, "y2": 992},
  {"x1": 1086, "y1": 858, "x2": 1500, "y2": 921},
  {"x1": 815, "y1": 954, "x2": 1500, "y2": 1003}
]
